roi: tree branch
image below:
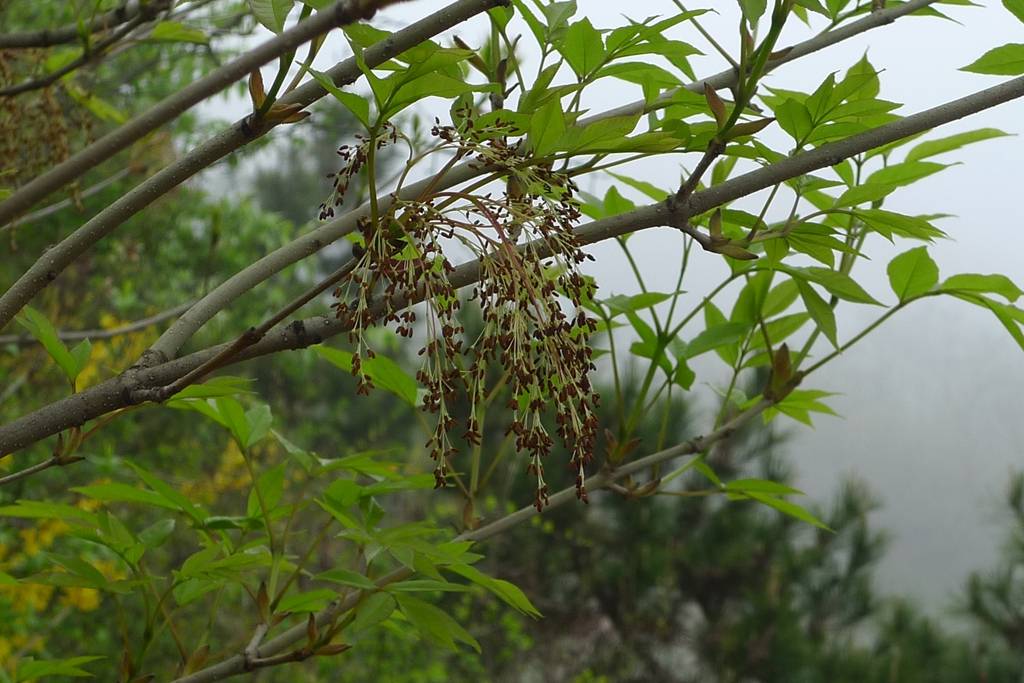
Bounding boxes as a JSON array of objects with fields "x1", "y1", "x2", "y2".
[
  {"x1": 0, "y1": 0, "x2": 508, "y2": 336},
  {"x1": 144, "y1": 0, "x2": 941, "y2": 358},
  {"x1": 170, "y1": 398, "x2": 770, "y2": 682},
  {"x1": 3, "y1": 71, "x2": 1022, "y2": 458},
  {"x1": 0, "y1": 0, "x2": 171, "y2": 49},
  {"x1": 134, "y1": 261, "x2": 356, "y2": 402}
]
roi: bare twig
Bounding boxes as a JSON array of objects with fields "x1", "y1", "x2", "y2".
[
  {"x1": 0, "y1": 168, "x2": 134, "y2": 233},
  {"x1": 0, "y1": 0, "x2": 171, "y2": 49},
  {"x1": 133, "y1": 260, "x2": 356, "y2": 402},
  {"x1": 0, "y1": 17, "x2": 148, "y2": 97},
  {"x1": 0, "y1": 453, "x2": 83, "y2": 487},
  {"x1": 0, "y1": 301, "x2": 192, "y2": 347}
]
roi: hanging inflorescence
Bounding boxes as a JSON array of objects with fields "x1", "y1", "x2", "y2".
[{"x1": 330, "y1": 112, "x2": 599, "y2": 511}]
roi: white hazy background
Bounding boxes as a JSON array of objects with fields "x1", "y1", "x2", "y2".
[{"x1": 207, "y1": 1, "x2": 1024, "y2": 610}]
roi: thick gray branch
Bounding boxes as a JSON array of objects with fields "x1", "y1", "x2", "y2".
[{"x1": 2, "y1": 73, "x2": 1022, "y2": 457}]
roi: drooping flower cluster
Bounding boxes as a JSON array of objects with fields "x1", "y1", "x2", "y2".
[{"x1": 331, "y1": 113, "x2": 599, "y2": 511}]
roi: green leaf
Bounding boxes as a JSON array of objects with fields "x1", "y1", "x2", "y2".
[
  {"x1": 682, "y1": 322, "x2": 750, "y2": 359},
  {"x1": 785, "y1": 266, "x2": 881, "y2": 305},
  {"x1": 745, "y1": 492, "x2": 832, "y2": 530},
  {"x1": 557, "y1": 18, "x2": 605, "y2": 77},
  {"x1": 396, "y1": 594, "x2": 481, "y2": 652},
  {"x1": 774, "y1": 98, "x2": 814, "y2": 143},
  {"x1": 962, "y1": 43, "x2": 1024, "y2": 75},
  {"x1": 856, "y1": 209, "x2": 946, "y2": 241},
  {"x1": 601, "y1": 291, "x2": 678, "y2": 316},
  {"x1": 887, "y1": 247, "x2": 939, "y2": 301},
  {"x1": 249, "y1": 0, "x2": 293, "y2": 33},
  {"x1": 834, "y1": 182, "x2": 896, "y2": 208},
  {"x1": 168, "y1": 376, "x2": 254, "y2": 400},
  {"x1": 866, "y1": 161, "x2": 947, "y2": 188},
  {"x1": 64, "y1": 83, "x2": 127, "y2": 124},
  {"x1": 556, "y1": 114, "x2": 640, "y2": 154},
  {"x1": 317, "y1": 568, "x2": 378, "y2": 590},
  {"x1": 939, "y1": 273, "x2": 1023, "y2": 302},
  {"x1": 673, "y1": 358, "x2": 696, "y2": 390},
  {"x1": 69, "y1": 339, "x2": 92, "y2": 378},
  {"x1": 139, "y1": 518, "x2": 176, "y2": 548},
  {"x1": 748, "y1": 313, "x2": 810, "y2": 350},
  {"x1": 71, "y1": 483, "x2": 181, "y2": 511},
  {"x1": 386, "y1": 73, "x2": 484, "y2": 116},
  {"x1": 527, "y1": 97, "x2": 566, "y2": 157},
  {"x1": 905, "y1": 128, "x2": 1010, "y2": 162},
  {"x1": 970, "y1": 297, "x2": 1024, "y2": 351},
  {"x1": 725, "y1": 478, "x2": 804, "y2": 496},
  {"x1": 0, "y1": 500, "x2": 97, "y2": 525},
  {"x1": 447, "y1": 563, "x2": 542, "y2": 618},
  {"x1": 1004, "y1": 0, "x2": 1024, "y2": 23},
  {"x1": 541, "y1": 1, "x2": 578, "y2": 38},
  {"x1": 607, "y1": 172, "x2": 669, "y2": 201},
  {"x1": 276, "y1": 588, "x2": 337, "y2": 613},
  {"x1": 15, "y1": 306, "x2": 80, "y2": 384},
  {"x1": 388, "y1": 579, "x2": 471, "y2": 593},
  {"x1": 343, "y1": 23, "x2": 390, "y2": 49},
  {"x1": 16, "y1": 656, "x2": 104, "y2": 681},
  {"x1": 128, "y1": 463, "x2": 207, "y2": 523},
  {"x1": 245, "y1": 403, "x2": 273, "y2": 448},
  {"x1": 739, "y1": 0, "x2": 768, "y2": 22},
  {"x1": 765, "y1": 388, "x2": 840, "y2": 426},
  {"x1": 44, "y1": 553, "x2": 108, "y2": 588},
  {"x1": 315, "y1": 345, "x2": 419, "y2": 406},
  {"x1": 310, "y1": 68, "x2": 370, "y2": 128},
  {"x1": 149, "y1": 20, "x2": 208, "y2": 44},
  {"x1": 351, "y1": 592, "x2": 396, "y2": 633},
  {"x1": 247, "y1": 462, "x2": 286, "y2": 520}
]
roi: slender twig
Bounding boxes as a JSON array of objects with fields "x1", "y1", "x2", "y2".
[
  {"x1": 0, "y1": 0, "x2": 172, "y2": 49},
  {"x1": 0, "y1": 0, "x2": 171, "y2": 49},
  {"x1": 0, "y1": 16, "x2": 147, "y2": 98},
  {"x1": 0, "y1": 168, "x2": 134, "y2": 233},
  {"x1": 133, "y1": 260, "x2": 356, "y2": 403},
  {"x1": 3, "y1": 71, "x2": 1023, "y2": 457},
  {"x1": 0, "y1": 454, "x2": 83, "y2": 487},
  {"x1": 0, "y1": 301, "x2": 193, "y2": 346}
]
